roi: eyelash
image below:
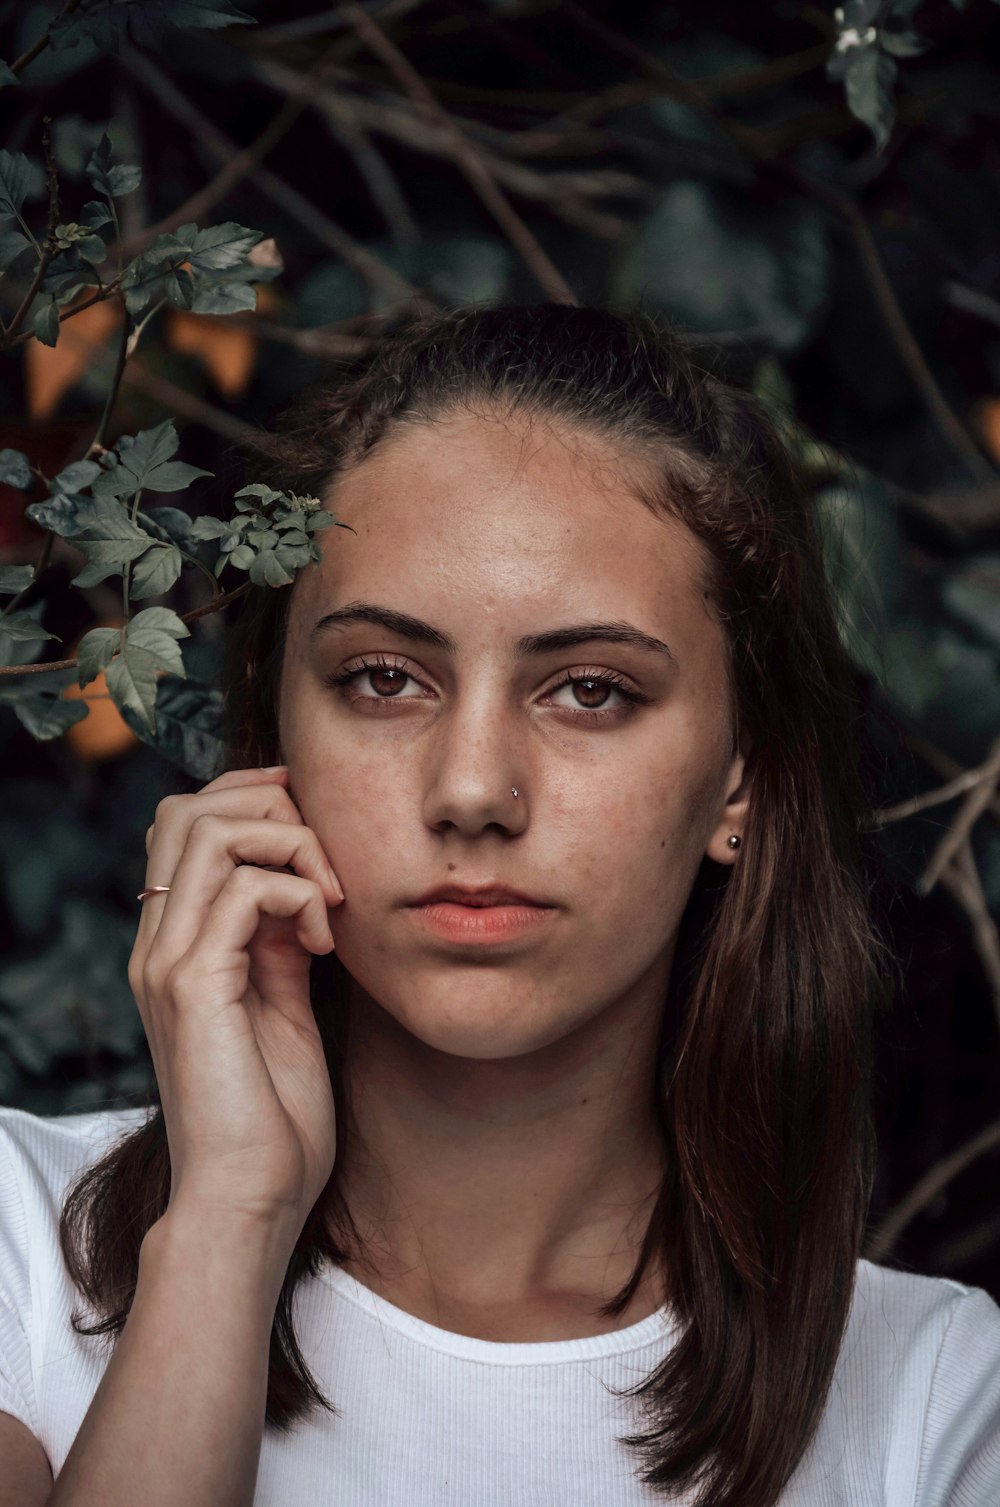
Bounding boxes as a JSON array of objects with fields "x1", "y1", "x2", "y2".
[{"x1": 323, "y1": 654, "x2": 648, "y2": 725}]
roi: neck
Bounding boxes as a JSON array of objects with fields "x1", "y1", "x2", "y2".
[{"x1": 330, "y1": 973, "x2": 669, "y2": 1339}]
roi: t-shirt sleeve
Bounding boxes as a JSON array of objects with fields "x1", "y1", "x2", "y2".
[
  {"x1": 915, "y1": 1283, "x2": 1000, "y2": 1506},
  {"x1": 0, "y1": 1124, "x2": 38, "y2": 1434}
]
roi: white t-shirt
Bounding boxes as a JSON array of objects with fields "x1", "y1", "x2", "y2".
[{"x1": 1, "y1": 1105, "x2": 999, "y2": 1506}]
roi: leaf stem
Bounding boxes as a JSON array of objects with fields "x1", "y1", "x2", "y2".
[
  {"x1": 0, "y1": 583, "x2": 253, "y2": 678},
  {"x1": 136, "y1": 511, "x2": 225, "y2": 598},
  {"x1": 3, "y1": 118, "x2": 61, "y2": 346},
  {"x1": 2, "y1": 530, "x2": 56, "y2": 619},
  {"x1": 90, "y1": 302, "x2": 131, "y2": 454}
]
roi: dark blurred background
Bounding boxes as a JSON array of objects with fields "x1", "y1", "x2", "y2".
[{"x1": 1, "y1": 0, "x2": 998, "y2": 1300}]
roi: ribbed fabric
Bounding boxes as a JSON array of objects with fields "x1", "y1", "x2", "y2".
[{"x1": 2, "y1": 1104, "x2": 999, "y2": 1505}]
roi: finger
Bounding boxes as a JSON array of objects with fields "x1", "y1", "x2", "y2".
[
  {"x1": 143, "y1": 781, "x2": 307, "y2": 885},
  {"x1": 143, "y1": 816, "x2": 343, "y2": 965},
  {"x1": 144, "y1": 767, "x2": 293, "y2": 855},
  {"x1": 168, "y1": 867, "x2": 335, "y2": 997}
]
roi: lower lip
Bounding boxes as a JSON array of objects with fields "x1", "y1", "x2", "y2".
[{"x1": 410, "y1": 901, "x2": 556, "y2": 942}]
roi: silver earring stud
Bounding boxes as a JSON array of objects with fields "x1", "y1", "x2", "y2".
[{"x1": 727, "y1": 834, "x2": 741, "y2": 850}]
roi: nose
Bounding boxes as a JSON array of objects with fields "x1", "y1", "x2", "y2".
[{"x1": 422, "y1": 685, "x2": 529, "y2": 839}]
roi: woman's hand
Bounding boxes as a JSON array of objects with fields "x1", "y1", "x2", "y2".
[{"x1": 128, "y1": 765, "x2": 344, "y2": 1244}]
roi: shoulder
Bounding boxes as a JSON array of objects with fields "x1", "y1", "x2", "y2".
[
  {"x1": 837, "y1": 1259, "x2": 1000, "y2": 1504},
  {"x1": 0, "y1": 1103, "x2": 152, "y2": 1264}
]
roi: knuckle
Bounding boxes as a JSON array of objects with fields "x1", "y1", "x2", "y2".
[{"x1": 189, "y1": 810, "x2": 224, "y2": 842}]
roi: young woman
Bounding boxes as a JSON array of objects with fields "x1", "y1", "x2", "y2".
[{"x1": 1, "y1": 305, "x2": 998, "y2": 1507}]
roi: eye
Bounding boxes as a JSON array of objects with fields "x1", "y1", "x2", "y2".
[
  {"x1": 324, "y1": 654, "x2": 429, "y2": 711},
  {"x1": 544, "y1": 670, "x2": 647, "y2": 723}
]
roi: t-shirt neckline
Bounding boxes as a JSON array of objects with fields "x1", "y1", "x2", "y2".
[{"x1": 316, "y1": 1261, "x2": 676, "y2": 1366}]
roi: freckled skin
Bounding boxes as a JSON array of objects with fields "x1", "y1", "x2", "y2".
[{"x1": 278, "y1": 410, "x2": 748, "y2": 1065}]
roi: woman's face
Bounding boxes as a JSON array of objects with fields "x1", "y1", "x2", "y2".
[{"x1": 278, "y1": 410, "x2": 747, "y2": 1060}]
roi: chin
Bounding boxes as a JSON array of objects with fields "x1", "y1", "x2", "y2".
[{"x1": 340, "y1": 948, "x2": 585, "y2": 1062}]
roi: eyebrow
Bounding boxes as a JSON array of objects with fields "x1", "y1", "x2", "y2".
[{"x1": 308, "y1": 601, "x2": 678, "y2": 668}]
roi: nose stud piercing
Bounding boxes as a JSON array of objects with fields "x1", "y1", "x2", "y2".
[
  {"x1": 727, "y1": 834, "x2": 742, "y2": 850},
  {"x1": 512, "y1": 787, "x2": 519, "y2": 798}
]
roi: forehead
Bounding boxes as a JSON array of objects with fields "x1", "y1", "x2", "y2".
[{"x1": 290, "y1": 410, "x2": 715, "y2": 633}]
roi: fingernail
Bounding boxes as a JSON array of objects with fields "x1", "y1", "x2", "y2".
[{"x1": 260, "y1": 764, "x2": 287, "y2": 773}]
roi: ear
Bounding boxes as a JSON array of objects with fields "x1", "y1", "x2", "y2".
[{"x1": 705, "y1": 749, "x2": 751, "y2": 867}]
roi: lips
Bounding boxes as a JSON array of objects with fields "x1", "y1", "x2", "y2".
[{"x1": 410, "y1": 884, "x2": 552, "y2": 908}]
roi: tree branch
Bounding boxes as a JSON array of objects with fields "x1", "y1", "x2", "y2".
[
  {"x1": 341, "y1": 3, "x2": 577, "y2": 304},
  {"x1": 118, "y1": 47, "x2": 422, "y2": 308},
  {"x1": 865, "y1": 1113, "x2": 1000, "y2": 1264},
  {"x1": 559, "y1": 1, "x2": 996, "y2": 485},
  {"x1": 919, "y1": 737, "x2": 1000, "y2": 895},
  {"x1": 7, "y1": 0, "x2": 81, "y2": 77}
]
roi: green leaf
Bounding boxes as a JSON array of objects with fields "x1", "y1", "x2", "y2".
[
  {"x1": 127, "y1": 605, "x2": 190, "y2": 649},
  {"x1": 189, "y1": 515, "x2": 233, "y2": 541},
  {"x1": 0, "y1": 449, "x2": 32, "y2": 490},
  {"x1": 76, "y1": 626, "x2": 122, "y2": 689},
  {"x1": 0, "y1": 150, "x2": 32, "y2": 221},
  {"x1": 0, "y1": 230, "x2": 31, "y2": 267},
  {"x1": 226, "y1": 544, "x2": 255, "y2": 570},
  {"x1": 57, "y1": 496, "x2": 154, "y2": 586},
  {"x1": 0, "y1": 601, "x2": 51, "y2": 668},
  {"x1": 51, "y1": 459, "x2": 101, "y2": 494},
  {"x1": 0, "y1": 609, "x2": 59, "y2": 645},
  {"x1": 25, "y1": 493, "x2": 87, "y2": 538},
  {"x1": 32, "y1": 297, "x2": 61, "y2": 347},
  {"x1": 92, "y1": 422, "x2": 211, "y2": 500},
  {"x1": 307, "y1": 512, "x2": 341, "y2": 533},
  {"x1": 141, "y1": 506, "x2": 199, "y2": 552},
  {"x1": 85, "y1": 132, "x2": 141, "y2": 199},
  {"x1": 189, "y1": 281, "x2": 257, "y2": 316},
  {"x1": 0, "y1": 566, "x2": 33, "y2": 595},
  {"x1": 844, "y1": 46, "x2": 897, "y2": 153},
  {"x1": 615, "y1": 180, "x2": 829, "y2": 354},
  {"x1": 129, "y1": 542, "x2": 183, "y2": 599},
  {"x1": 106, "y1": 645, "x2": 162, "y2": 731},
  {"x1": 0, "y1": 669, "x2": 88, "y2": 739},
  {"x1": 0, "y1": 59, "x2": 20, "y2": 88},
  {"x1": 234, "y1": 483, "x2": 286, "y2": 505},
  {"x1": 80, "y1": 200, "x2": 113, "y2": 230},
  {"x1": 122, "y1": 673, "x2": 226, "y2": 782},
  {"x1": 142, "y1": 461, "x2": 213, "y2": 493},
  {"x1": 176, "y1": 221, "x2": 263, "y2": 273},
  {"x1": 51, "y1": 0, "x2": 255, "y2": 53},
  {"x1": 249, "y1": 550, "x2": 295, "y2": 587}
]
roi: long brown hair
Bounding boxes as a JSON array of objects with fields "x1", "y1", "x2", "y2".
[{"x1": 61, "y1": 304, "x2": 882, "y2": 1507}]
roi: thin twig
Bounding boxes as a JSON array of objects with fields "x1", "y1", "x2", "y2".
[
  {"x1": 91, "y1": 308, "x2": 130, "y2": 454},
  {"x1": 120, "y1": 43, "x2": 348, "y2": 261},
  {"x1": 118, "y1": 48, "x2": 421, "y2": 309},
  {"x1": 940, "y1": 842, "x2": 1000, "y2": 1032},
  {"x1": 874, "y1": 759, "x2": 1000, "y2": 828},
  {"x1": 0, "y1": 582, "x2": 255, "y2": 680},
  {"x1": 865, "y1": 1113, "x2": 1000, "y2": 1263},
  {"x1": 342, "y1": 3, "x2": 576, "y2": 305},
  {"x1": 919, "y1": 738, "x2": 1000, "y2": 895},
  {"x1": 906, "y1": 732, "x2": 1000, "y2": 825},
  {"x1": 8, "y1": 0, "x2": 81, "y2": 76},
  {"x1": 319, "y1": 92, "x2": 420, "y2": 248},
  {"x1": 255, "y1": 59, "x2": 639, "y2": 239},
  {"x1": 119, "y1": 360, "x2": 265, "y2": 451},
  {"x1": 838, "y1": 205, "x2": 994, "y2": 486},
  {"x1": 7, "y1": 280, "x2": 123, "y2": 350},
  {"x1": 560, "y1": 1, "x2": 996, "y2": 485}
]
